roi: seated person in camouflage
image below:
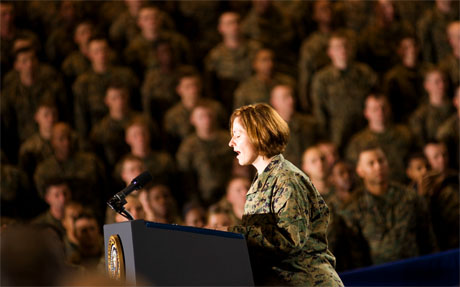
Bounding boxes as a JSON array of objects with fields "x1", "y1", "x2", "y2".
[
  {"x1": 409, "y1": 68, "x2": 456, "y2": 149},
  {"x1": 73, "y1": 35, "x2": 139, "y2": 138},
  {"x1": 0, "y1": 2, "x2": 40, "y2": 81},
  {"x1": 34, "y1": 123, "x2": 107, "y2": 219},
  {"x1": 317, "y1": 140, "x2": 340, "y2": 172},
  {"x1": 311, "y1": 31, "x2": 377, "y2": 152},
  {"x1": 182, "y1": 201, "x2": 207, "y2": 228},
  {"x1": 145, "y1": 183, "x2": 181, "y2": 224},
  {"x1": 164, "y1": 67, "x2": 227, "y2": 154},
  {"x1": 61, "y1": 20, "x2": 94, "y2": 85},
  {"x1": 44, "y1": 1, "x2": 83, "y2": 68},
  {"x1": 70, "y1": 210, "x2": 104, "y2": 270},
  {"x1": 124, "y1": 4, "x2": 192, "y2": 79},
  {"x1": 356, "y1": 0, "x2": 413, "y2": 76},
  {"x1": 204, "y1": 11, "x2": 261, "y2": 111},
  {"x1": 345, "y1": 93, "x2": 414, "y2": 182},
  {"x1": 176, "y1": 100, "x2": 234, "y2": 207},
  {"x1": 298, "y1": 0, "x2": 335, "y2": 112},
  {"x1": 240, "y1": 0, "x2": 296, "y2": 75},
  {"x1": 227, "y1": 103, "x2": 343, "y2": 286},
  {"x1": 19, "y1": 100, "x2": 57, "y2": 186},
  {"x1": 206, "y1": 205, "x2": 234, "y2": 230},
  {"x1": 61, "y1": 201, "x2": 83, "y2": 259},
  {"x1": 113, "y1": 195, "x2": 145, "y2": 223},
  {"x1": 270, "y1": 84, "x2": 321, "y2": 168},
  {"x1": 142, "y1": 39, "x2": 184, "y2": 126},
  {"x1": 1, "y1": 45, "x2": 67, "y2": 144},
  {"x1": 329, "y1": 160, "x2": 357, "y2": 210},
  {"x1": 405, "y1": 153, "x2": 429, "y2": 194},
  {"x1": 212, "y1": 176, "x2": 250, "y2": 225},
  {"x1": 123, "y1": 116, "x2": 176, "y2": 190},
  {"x1": 417, "y1": 0, "x2": 458, "y2": 65},
  {"x1": 109, "y1": 0, "x2": 146, "y2": 52},
  {"x1": 90, "y1": 82, "x2": 151, "y2": 171},
  {"x1": 436, "y1": 86, "x2": 459, "y2": 169},
  {"x1": 32, "y1": 178, "x2": 71, "y2": 237},
  {"x1": 419, "y1": 143, "x2": 459, "y2": 251},
  {"x1": 423, "y1": 141, "x2": 451, "y2": 174},
  {"x1": 0, "y1": 152, "x2": 32, "y2": 219},
  {"x1": 301, "y1": 146, "x2": 332, "y2": 200},
  {"x1": 440, "y1": 21, "x2": 460, "y2": 91},
  {"x1": 233, "y1": 48, "x2": 295, "y2": 110},
  {"x1": 340, "y1": 145, "x2": 437, "y2": 266},
  {"x1": 383, "y1": 35, "x2": 428, "y2": 123}
]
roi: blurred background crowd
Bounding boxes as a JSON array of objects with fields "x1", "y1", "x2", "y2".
[{"x1": 0, "y1": 0, "x2": 459, "y2": 285}]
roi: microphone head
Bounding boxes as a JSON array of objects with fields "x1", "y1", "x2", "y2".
[{"x1": 131, "y1": 171, "x2": 153, "y2": 188}]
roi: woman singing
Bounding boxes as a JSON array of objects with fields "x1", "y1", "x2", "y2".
[{"x1": 227, "y1": 103, "x2": 343, "y2": 286}]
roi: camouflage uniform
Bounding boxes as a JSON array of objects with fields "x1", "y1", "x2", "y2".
[
  {"x1": 339, "y1": 183, "x2": 437, "y2": 265},
  {"x1": 18, "y1": 133, "x2": 53, "y2": 182},
  {"x1": 214, "y1": 197, "x2": 242, "y2": 226},
  {"x1": 421, "y1": 170, "x2": 459, "y2": 251},
  {"x1": 1, "y1": 66, "x2": 67, "y2": 143},
  {"x1": 409, "y1": 102, "x2": 456, "y2": 148},
  {"x1": 345, "y1": 126, "x2": 414, "y2": 182},
  {"x1": 124, "y1": 32, "x2": 192, "y2": 76},
  {"x1": 437, "y1": 115, "x2": 459, "y2": 170},
  {"x1": 163, "y1": 100, "x2": 227, "y2": 151},
  {"x1": 332, "y1": 0, "x2": 374, "y2": 33},
  {"x1": 240, "y1": 4, "x2": 296, "y2": 76},
  {"x1": 110, "y1": 9, "x2": 176, "y2": 52},
  {"x1": 109, "y1": 11, "x2": 141, "y2": 52},
  {"x1": 178, "y1": 1, "x2": 221, "y2": 62},
  {"x1": 176, "y1": 130, "x2": 234, "y2": 206},
  {"x1": 233, "y1": 73, "x2": 295, "y2": 110},
  {"x1": 228, "y1": 155, "x2": 343, "y2": 286},
  {"x1": 417, "y1": 7, "x2": 459, "y2": 64},
  {"x1": 326, "y1": 192, "x2": 372, "y2": 271},
  {"x1": 1, "y1": 163, "x2": 33, "y2": 219},
  {"x1": 72, "y1": 66, "x2": 139, "y2": 138},
  {"x1": 394, "y1": 0, "x2": 433, "y2": 30},
  {"x1": 130, "y1": 151, "x2": 176, "y2": 188},
  {"x1": 298, "y1": 31, "x2": 331, "y2": 112},
  {"x1": 383, "y1": 64, "x2": 428, "y2": 123},
  {"x1": 32, "y1": 210, "x2": 66, "y2": 237},
  {"x1": 0, "y1": 29, "x2": 39, "y2": 84},
  {"x1": 61, "y1": 51, "x2": 91, "y2": 83},
  {"x1": 357, "y1": 21, "x2": 413, "y2": 76},
  {"x1": 45, "y1": 25, "x2": 76, "y2": 67},
  {"x1": 89, "y1": 111, "x2": 139, "y2": 170},
  {"x1": 34, "y1": 152, "x2": 107, "y2": 216},
  {"x1": 439, "y1": 53, "x2": 460, "y2": 91},
  {"x1": 204, "y1": 40, "x2": 261, "y2": 110},
  {"x1": 298, "y1": 29, "x2": 357, "y2": 112},
  {"x1": 283, "y1": 113, "x2": 322, "y2": 169},
  {"x1": 141, "y1": 67, "x2": 181, "y2": 125},
  {"x1": 311, "y1": 62, "x2": 377, "y2": 152}
]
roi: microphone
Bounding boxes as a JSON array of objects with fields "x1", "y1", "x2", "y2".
[{"x1": 113, "y1": 171, "x2": 153, "y2": 201}]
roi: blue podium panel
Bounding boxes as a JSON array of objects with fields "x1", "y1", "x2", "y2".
[
  {"x1": 104, "y1": 220, "x2": 254, "y2": 286},
  {"x1": 339, "y1": 249, "x2": 460, "y2": 286}
]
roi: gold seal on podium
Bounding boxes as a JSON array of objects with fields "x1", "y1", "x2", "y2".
[{"x1": 107, "y1": 234, "x2": 125, "y2": 280}]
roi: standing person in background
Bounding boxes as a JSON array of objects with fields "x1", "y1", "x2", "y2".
[
  {"x1": 270, "y1": 84, "x2": 321, "y2": 169},
  {"x1": 226, "y1": 103, "x2": 343, "y2": 286}
]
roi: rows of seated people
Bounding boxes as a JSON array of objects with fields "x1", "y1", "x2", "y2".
[{"x1": 1, "y1": 0, "x2": 459, "y2": 282}]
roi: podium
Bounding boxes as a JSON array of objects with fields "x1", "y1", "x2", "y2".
[{"x1": 104, "y1": 220, "x2": 254, "y2": 286}]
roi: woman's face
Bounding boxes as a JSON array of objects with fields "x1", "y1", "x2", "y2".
[{"x1": 229, "y1": 117, "x2": 258, "y2": 166}]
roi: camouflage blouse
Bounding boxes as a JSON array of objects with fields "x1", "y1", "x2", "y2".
[{"x1": 229, "y1": 155, "x2": 343, "y2": 286}]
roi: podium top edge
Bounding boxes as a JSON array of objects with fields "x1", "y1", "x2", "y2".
[
  {"x1": 145, "y1": 221, "x2": 244, "y2": 239},
  {"x1": 105, "y1": 220, "x2": 245, "y2": 240}
]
